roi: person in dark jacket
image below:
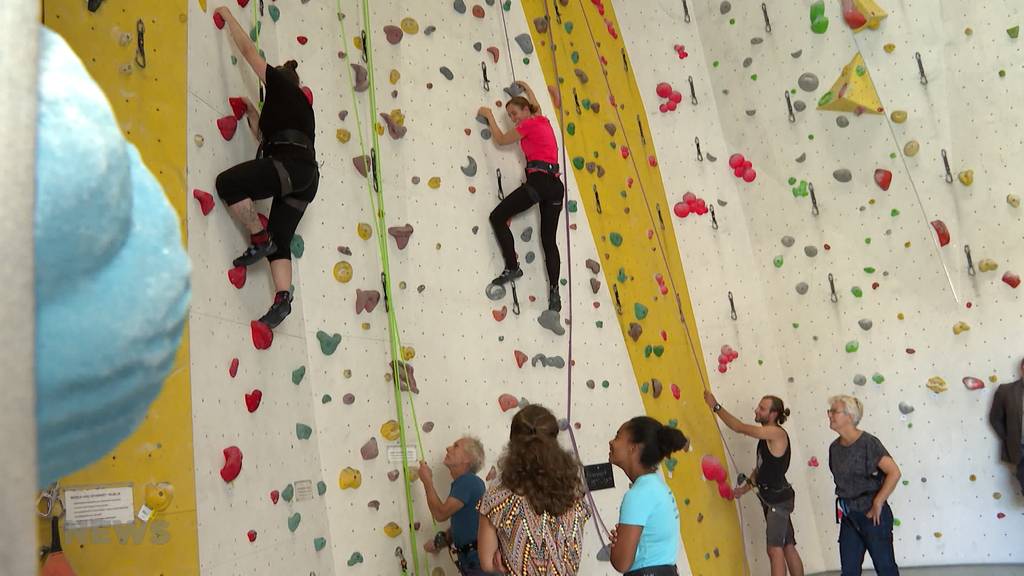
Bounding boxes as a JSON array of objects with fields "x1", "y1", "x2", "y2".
[{"x1": 989, "y1": 359, "x2": 1024, "y2": 494}]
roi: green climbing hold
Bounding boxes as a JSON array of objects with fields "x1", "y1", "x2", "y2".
[
  {"x1": 347, "y1": 552, "x2": 364, "y2": 566},
  {"x1": 713, "y1": 60, "x2": 720, "y2": 67},
  {"x1": 317, "y1": 480, "x2": 327, "y2": 495},
  {"x1": 773, "y1": 255, "x2": 784, "y2": 268},
  {"x1": 610, "y1": 232, "x2": 623, "y2": 247},
  {"x1": 792, "y1": 180, "x2": 809, "y2": 198},
  {"x1": 314, "y1": 537, "x2": 327, "y2": 551},
  {"x1": 864, "y1": 267, "x2": 876, "y2": 274},
  {"x1": 872, "y1": 373, "x2": 885, "y2": 384},
  {"x1": 288, "y1": 512, "x2": 301, "y2": 533},
  {"x1": 567, "y1": 200, "x2": 577, "y2": 213},
  {"x1": 564, "y1": 22, "x2": 574, "y2": 33},
  {"x1": 845, "y1": 341, "x2": 860, "y2": 353},
  {"x1": 808, "y1": 134, "x2": 815, "y2": 140},
  {"x1": 1009, "y1": 26, "x2": 1021, "y2": 39},
  {"x1": 581, "y1": 98, "x2": 591, "y2": 110},
  {"x1": 640, "y1": 381, "x2": 650, "y2": 393},
  {"x1": 523, "y1": 57, "x2": 530, "y2": 65},
  {"x1": 729, "y1": 18, "x2": 736, "y2": 25},
  {"x1": 292, "y1": 366, "x2": 306, "y2": 385},
  {"x1": 601, "y1": 380, "x2": 610, "y2": 389},
  {"x1": 893, "y1": 518, "x2": 901, "y2": 527},
  {"x1": 818, "y1": 91, "x2": 835, "y2": 106},
  {"x1": 230, "y1": 55, "x2": 238, "y2": 65},
  {"x1": 596, "y1": 320, "x2": 603, "y2": 328},
  {"x1": 282, "y1": 483, "x2": 295, "y2": 502},
  {"x1": 291, "y1": 234, "x2": 304, "y2": 258},
  {"x1": 644, "y1": 344, "x2": 654, "y2": 358},
  {"x1": 864, "y1": 237, "x2": 872, "y2": 244},
  {"x1": 571, "y1": 51, "x2": 580, "y2": 63},
  {"x1": 268, "y1": 4, "x2": 280, "y2": 21},
  {"x1": 667, "y1": 418, "x2": 678, "y2": 428},
  {"x1": 851, "y1": 286, "x2": 863, "y2": 298},
  {"x1": 634, "y1": 302, "x2": 648, "y2": 320},
  {"x1": 296, "y1": 423, "x2": 313, "y2": 440},
  {"x1": 891, "y1": 208, "x2": 900, "y2": 217},
  {"x1": 855, "y1": 65, "x2": 866, "y2": 77},
  {"x1": 750, "y1": 74, "x2": 758, "y2": 81},
  {"x1": 567, "y1": 122, "x2": 576, "y2": 136},
  {"x1": 617, "y1": 268, "x2": 627, "y2": 282},
  {"x1": 792, "y1": 323, "x2": 800, "y2": 329},
  {"x1": 664, "y1": 457, "x2": 678, "y2": 472},
  {"x1": 503, "y1": 0, "x2": 511, "y2": 11},
  {"x1": 788, "y1": 177, "x2": 797, "y2": 185},
  {"x1": 317, "y1": 331, "x2": 341, "y2": 355},
  {"x1": 322, "y1": 394, "x2": 332, "y2": 404},
  {"x1": 810, "y1": 0, "x2": 829, "y2": 33},
  {"x1": 653, "y1": 345, "x2": 665, "y2": 357},
  {"x1": 249, "y1": 21, "x2": 262, "y2": 42},
  {"x1": 572, "y1": 156, "x2": 585, "y2": 170}
]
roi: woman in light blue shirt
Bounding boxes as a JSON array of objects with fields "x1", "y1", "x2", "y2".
[{"x1": 608, "y1": 416, "x2": 688, "y2": 576}]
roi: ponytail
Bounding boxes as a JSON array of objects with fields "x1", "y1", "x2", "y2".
[
  {"x1": 276, "y1": 60, "x2": 300, "y2": 85},
  {"x1": 764, "y1": 395, "x2": 790, "y2": 425},
  {"x1": 626, "y1": 416, "x2": 689, "y2": 468}
]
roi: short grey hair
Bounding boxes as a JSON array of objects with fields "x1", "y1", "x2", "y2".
[
  {"x1": 829, "y1": 395, "x2": 863, "y2": 425},
  {"x1": 461, "y1": 436, "x2": 485, "y2": 473}
]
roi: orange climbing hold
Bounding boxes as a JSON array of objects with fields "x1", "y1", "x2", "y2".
[{"x1": 514, "y1": 350, "x2": 528, "y2": 368}]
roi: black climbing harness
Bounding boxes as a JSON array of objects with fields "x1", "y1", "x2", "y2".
[
  {"x1": 434, "y1": 531, "x2": 480, "y2": 576},
  {"x1": 525, "y1": 159, "x2": 560, "y2": 176},
  {"x1": 258, "y1": 129, "x2": 318, "y2": 212},
  {"x1": 496, "y1": 168, "x2": 521, "y2": 316}
]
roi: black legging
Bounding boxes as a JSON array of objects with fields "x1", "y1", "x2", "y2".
[
  {"x1": 215, "y1": 156, "x2": 319, "y2": 261},
  {"x1": 489, "y1": 171, "x2": 564, "y2": 287}
]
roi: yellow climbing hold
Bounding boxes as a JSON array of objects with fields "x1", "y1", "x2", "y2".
[
  {"x1": 357, "y1": 222, "x2": 373, "y2": 240},
  {"x1": 339, "y1": 467, "x2": 362, "y2": 489},
  {"x1": 883, "y1": 43, "x2": 895, "y2": 53},
  {"x1": 144, "y1": 482, "x2": 174, "y2": 512},
  {"x1": 903, "y1": 140, "x2": 919, "y2": 157},
  {"x1": 383, "y1": 522, "x2": 402, "y2": 537},
  {"x1": 333, "y1": 261, "x2": 353, "y2": 283},
  {"x1": 428, "y1": 176, "x2": 442, "y2": 189},
  {"x1": 958, "y1": 170, "x2": 974, "y2": 186},
  {"x1": 890, "y1": 110, "x2": 907, "y2": 123},
  {"x1": 926, "y1": 376, "x2": 948, "y2": 393},
  {"x1": 401, "y1": 346, "x2": 416, "y2": 361},
  {"x1": 400, "y1": 17, "x2": 420, "y2": 34},
  {"x1": 380, "y1": 420, "x2": 400, "y2": 441},
  {"x1": 353, "y1": 35, "x2": 363, "y2": 51},
  {"x1": 1007, "y1": 194, "x2": 1021, "y2": 208},
  {"x1": 361, "y1": 322, "x2": 371, "y2": 330},
  {"x1": 375, "y1": 122, "x2": 385, "y2": 136},
  {"x1": 990, "y1": 375, "x2": 999, "y2": 383},
  {"x1": 952, "y1": 321, "x2": 970, "y2": 335},
  {"x1": 390, "y1": 69, "x2": 401, "y2": 84},
  {"x1": 432, "y1": 568, "x2": 446, "y2": 576},
  {"x1": 199, "y1": 0, "x2": 207, "y2": 11},
  {"x1": 818, "y1": 53, "x2": 883, "y2": 115},
  {"x1": 897, "y1": 312, "x2": 905, "y2": 320},
  {"x1": 849, "y1": 0, "x2": 887, "y2": 31},
  {"x1": 978, "y1": 259, "x2": 998, "y2": 272},
  {"x1": 336, "y1": 128, "x2": 351, "y2": 143},
  {"x1": 386, "y1": 108, "x2": 406, "y2": 126}
]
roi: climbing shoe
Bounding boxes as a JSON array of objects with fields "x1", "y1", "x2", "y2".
[
  {"x1": 258, "y1": 291, "x2": 293, "y2": 329},
  {"x1": 232, "y1": 240, "x2": 277, "y2": 268},
  {"x1": 548, "y1": 285, "x2": 562, "y2": 312},
  {"x1": 491, "y1": 267, "x2": 524, "y2": 286}
]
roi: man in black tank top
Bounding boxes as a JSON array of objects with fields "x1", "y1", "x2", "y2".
[{"x1": 705, "y1": 392, "x2": 805, "y2": 576}]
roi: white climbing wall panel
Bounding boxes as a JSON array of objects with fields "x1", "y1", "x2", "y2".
[
  {"x1": 187, "y1": 1, "x2": 670, "y2": 575},
  {"x1": 616, "y1": 0, "x2": 1024, "y2": 573}
]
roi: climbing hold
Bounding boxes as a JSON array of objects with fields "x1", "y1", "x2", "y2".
[
  {"x1": 356, "y1": 289, "x2": 381, "y2": 314},
  {"x1": 634, "y1": 303, "x2": 649, "y2": 320},
  {"x1": 804, "y1": 246, "x2": 818, "y2": 257},
  {"x1": 291, "y1": 366, "x2": 306, "y2": 385},
  {"x1": 290, "y1": 234, "x2": 304, "y2": 258},
  {"x1": 424, "y1": 25, "x2": 436, "y2": 35},
  {"x1": 343, "y1": 393, "x2": 355, "y2": 405},
  {"x1": 288, "y1": 512, "x2": 301, "y2": 533},
  {"x1": 360, "y1": 438, "x2": 379, "y2": 460},
  {"x1": 380, "y1": 110, "x2": 407, "y2": 140},
  {"x1": 247, "y1": 529, "x2": 257, "y2": 542},
  {"x1": 963, "y1": 377, "x2": 985, "y2": 391},
  {"x1": 798, "y1": 72, "x2": 819, "y2": 92},
  {"x1": 903, "y1": 140, "x2": 919, "y2": 157},
  {"x1": 486, "y1": 46, "x2": 500, "y2": 63},
  {"x1": 872, "y1": 373, "x2": 885, "y2": 384},
  {"x1": 220, "y1": 446, "x2": 243, "y2": 482},
  {"x1": 853, "y1": 374, "x2": 867, "y2": 386},
  {"x1": 383, "y1": 25, "x2": 403, "y2": 45},
  {"x1": 348, "y1": 552, "x2": 364, "y2": 566},
  {"x1": 952, "y1": 321, "x2": 970, "y2": 335},
  {"x1": 379, "y1": 420, "x2": 400, "y2": 441},
  {"x1": 454, "y1": 0, "x2": 467, "y2": 13},
  {"x1": 926, "y1": 376, "x2": 948, "y2": 394},
  {"x1": 296, "y1": 36, "x2": 308, "y2": 45},
  {"x1": 217, "y1": 115, "x2": 238, "y2": 140},
  {"x1": 930, "y1": 220, "x2": 950, "y2": 247},
  {"x1": 978, "y1": 258, "x2": 998, "y2": 272},
  {"x1": 353, "y1": 155, "x2": 370, "y2": 178},
  {"x1": 513, "y1": 350, "x2": 528, "y2": 368},
  {"x1": 440, "y1": 66, "x2": 454, "y2": 81},
  {"x1": 700, "y1": 455, "x2": 727, "y2": 482},
  {"x1": 314, "y1": 537, "x2": 327, "y2": 552},
  {"x1": 874, "y1": 169, "x2": 892, "y2": 191},
  {"x1": 422, "y1": 421, "x2": 435, "y2": 433},
  {"x1": 351, "y1": 63, "x2": 369, "y2": 92},
  {"x1": 333, "y1": 261, "x2": 353, "y2": 283},
  {"x1": 251, "y1": 321, "x2": 273, "y2": 349},
  {"x1": 296, "y1": 423, "x2": 313, "y2": 440},
  {"x1": 514, "y1": 33, "x2": 534, "y2": 54},
  {"x1": 898, "y1": 402, "x2": 914, "y2": 415},
  {"x1": 530, "y1": 354, "x2": 566, "y2": 368},
  {"x1": 317, "y1": 331, "x2": 342, "y2": 355},
  {"x1": 428, "y1": 176, "x2": 442, "y2": 189},
  {"x1": 460, "y1": 156, "x2": 478, "y2": 177},
  {"x1": 1007, "y1": 194, "x2": 1020, "y2": 208},
  {"x1": 574, "y1": 69, "x2": 589, "y2": 84},
  {"x1": 281, "y1": 483, "x2": 295, "y2": 502},
  {"x1": 498, "y1": 392, "x2": 519, "y2": 412},
  {"x1": 227, "y1": 265, "x2": 246, "y2": 289},
  {"x1": 335, "y1": 128, "x2": 351, "y2": 143},
  {"x1": 1009, "y1": 25, "x2": 1020, "y2": 39},
  {"x1": 472, "y1": 4, "x2": 485, "y2": 17},
  {"x1": 858, "y1": 319, "x2": 873, "y2": 331},
  {"x1": 845, "y1": 341, "x2": 859, "y2": 353},
  {"x1": 795, "y1": 282, "x2": 809, "y2": 295},
  {"x1": 818, "y1": 53, "x2": 883, "y2": 115},
  {"x1": 339, "y1": 467, "x2": 362, "y2": 489},
  {"x1": 384, "y1": 522, "x2": 402, "y2": 537},
  {"x1": 538, "y1": 310, "x2": 565, "y2": 335},
  {"x1": 773, "y1": 256, "x2": 784, "y2": 268},
  {"x1": 810, "y1": 0, "x2": 829, "y2": 33},
  {"x1": 388, "y1": 224, "x2": 414, "y2": 249},
  {"x1": 890, "y1": 110, "x2": 907, "y2": 123},
  {"x1": 1002, "y1": 272, "x2": 1020, "y2": 288},
  {"x1": 651, "y1": 379, "x2": 664, "y2": 398},
  {"x1": 590, "y1": 278, "x2": 602, "y2": 293},
  {"x1": 833, "y1": 168, "x2": 852, "y2": 182},
  {"x1": 958, "y1": 170, "x2": 974, "y2": 186},
  {"x1": 492, "y1": 306, "x2": 507, "y2": 321},
  {"x1": 244, "y1": 389, "x2": 262, "y2": 413},
  {"x1": 609, "y1": 232, "x2": 623, "y2": 247}
]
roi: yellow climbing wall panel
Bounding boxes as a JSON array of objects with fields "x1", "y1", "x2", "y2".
[
  {"x1": 40, "y1": 1, "x2": 197, "y2": 574},
  {"x1": 520, "y1": 1, "x2": 747, "y2": 574}
]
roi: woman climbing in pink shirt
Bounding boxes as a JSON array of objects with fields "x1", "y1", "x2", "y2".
[{"x1": 478, "y1": 80, "x2": 565, "y2": 312}]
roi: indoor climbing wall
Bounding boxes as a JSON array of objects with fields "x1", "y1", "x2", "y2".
[
  {"x1": 40, "y1": 1, "x2": 200, "y2": 574},
  {"x1": 613, "y1": 0, "x2": 1024, "y2": 573},
  {"x1": 185, "y1": 1, "x2": 676, "y2": 575}
]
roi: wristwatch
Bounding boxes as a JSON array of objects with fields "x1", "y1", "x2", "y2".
[{"x1": 713, "y1": 403, "x2": 722, "y2": 413}]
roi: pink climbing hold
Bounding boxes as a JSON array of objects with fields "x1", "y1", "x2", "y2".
[
  {"x1": 270, "y1": 490, "x2": 280, "y2": 504},
  {"x1": 670, "y1": 383, "x2": 681, "y2": 400},
  {"x1": 388, "y1": 224, "x2": 414, "y2": 250},
  {"x1": 301, "y1": 86, "x2": 313, "y2": 106},
  {"x1": 742, "y1": 168, "x2": 757, "y2": 182},
  {"x1": 674, "y1": 202, "x2": 690, "y2": 218},
  {"x1": 669, "y1": 91, "x2": 682, "y2": 104},
  {"x1": 229, "y1": 358, "x2": 239, "y2": 378},
  {"x1": 648, "y1": 155, "x2": 658, "y2": 167},
  {"x1": 217, "y1": 116, "x2": 238, "y2": 141},
  {"x1": 930, "y1": 220, "x2": 950, "y2": 247},
  {"x1": 620, "y1": 146, "x2": 630, "y2": 159},
  {"x1": 355, "y1": 289, "x2": 381, "y2": 314},
  {"x1": 245, "y1": 389, "x2": 262, "y2": 413},
  {"x1": 717, "y1": 481, "x2": 734, "y2": 500},
  {"x1": 220, "y1": 446, "x2": 243, "y2": 482},
  {"x1": 874, "y1": 169, "x2": 893, "y2": 191},
  {"x1": 1003, "y1": 271, "x2": 1021, "y2": 288},
  {"x1": 229, "y1": 97, "x2": 247, "y2": 120},
  {"x1": 656, "y1": 82, "x2": 673, "y2": 98},
  {"x1": 251, "y1": 320, "x2": 274, "y2": 350},
  {"x1": 701, "y1": 455, "x2": 726, "y2": 482},
  {"x1": 213, "y1": 11, "x2": 226, "y2": 29},
  {"x1": 297, "y1": 36, "x2": 308, "y2": 45},
  {"x1": 193, "y1": 188, "x2": 215, "y2": 215},
  {"x1": 498, "y1": 393, "x2": 519, "y2": 412},
  {"x1": 729, "y1": 153, "x2": 745, "y2": 168},
  {"x1": 236, "y1": 0, "x2": 249, "y2": 7},
  {"x1": 514, "y1": 350, "x2": 528, "y2": 368},
  {"x1": 228, "y1": 266, "x2": 246, "y2": 289},
  {"x1": 247, "y1": 530, "x2": 257, "y2": 542},
  {"x1": 487, "y1": 46, "x2": 500, "y2": 63}
]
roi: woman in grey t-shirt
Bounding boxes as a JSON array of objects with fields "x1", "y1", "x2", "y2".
[{"x1": 827, "y1": 395, "x2": 902, "y2": 576}]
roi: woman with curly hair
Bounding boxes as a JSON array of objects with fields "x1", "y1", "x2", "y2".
[{"x1": 477, "y1": 404, "x2": 590, "y2": 575}]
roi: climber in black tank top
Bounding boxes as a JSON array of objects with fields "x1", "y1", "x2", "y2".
[{"x1": 705, "y1": 392, "x2": 805, "y2": 576}]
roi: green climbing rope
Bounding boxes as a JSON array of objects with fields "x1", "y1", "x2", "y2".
[{"x1": 336, "y1": 2, "x2": 432, "y2": 574}]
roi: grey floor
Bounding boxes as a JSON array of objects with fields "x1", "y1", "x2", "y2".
[{"x1": 811, "y1": 566, "x2": 1024, "y2": 576}]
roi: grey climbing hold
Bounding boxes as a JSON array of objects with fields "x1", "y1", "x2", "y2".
[
  {"x1": 746, "y1": 109, "x2": 757, "y2": 116},
  {"x1": 596, "y1": 543, "x2": 612, "y2": 561},
  {"x1": 530, "y1": 353, "x2": 565, "y2": 367},
  {"x1": 585, "y1": 259, "x2": 601, "y2": 274},
  {"x1": 454, "y1": 0, "x2": 466, "y2": 14},
  {"x1": 742, "y1": 57, "x2": 753, "y2": 68},
  {"x1": 853, "y1": 374, "x2": 867, "y2": 386},
  {"x1": 707, "y1": 154, "x2": 717, "y2": 162},
  {"x1": 858, "y1": 319, "x2": 873, "y2": 331},
  {"x1": 751, "y1": 37, "x2": 764, "y2": 45},
  {"x1": 833, "y1": 168, "x2": 852, "y2": 182},
  {"x1": 440, "y1": 66, "x2": 454, "y2": 80},
  {"x1": 628, "y1": 323, "x2": 642, "y2": 342},
  {"x1": 717, "y1": 199, "x2": 727, "y2": 206},
  {"x1": 798, "y1": 72, "x2": 819, "y2": 92},
  {"x1": 590, "y1": 278, "x2": 601, "y2": 293},
  {"x1": 781, "y1": 235, "x2": 795, "y2": 247},
  {"x1": 557, "y1": 418, "x2": 569, "y2": 431},
  {"x1": 795, "y1": 153, "x2": 807, "y2": 163},
  {"x1": 534, "y1": 17, "x2": 549, "y2": 33},
  {"x1": 422, "y1": 421, "x2": 435, "y2": 433},
  {"x1": 339, "y1": 110, "x2": 349, "y2": 121},
  {"x1": 524, "y1": 251, "x2": 536, "y2": 264},
  {"x1": 898, "y1": 402, "x2": 914, "y2": 415},
  {"x1": 538, "y1": 310, "x2": 566, "y2": 336},
  {"x1": 360, "y1": 438, "x2": 379, "y2": 460},
  {"x1": 473, "y1": 41, "x2": 482, "y2": 51},
  {"x1": 424, "y1": 25, "x2": 436, "y2": 35},
  {"x1": 521, "y1": 227, "x2": 533, "y2": 242},
  {"x1": 352, "y1": 63, "x2": 369, "y2": 92},
  {"x1": 651, "y1": 378, "x2": 664, "y2": 398},
  {"x1": 586, "y1": 380, "x2": 596, "y2": 389},
  {"x1": 481, "y1": 129, "x2": 492, "y2": 140},
  {"x1": 795, "y1": 282, "x2": 809, "y2": 295},
  {"x1": 460, "y1": 155, "x2": 478, "y2": 177},
  {"x1": 515, "y1": 33, "x2": 534, "y2": 54},
  {"x1": 604, "y1": 122, "x2": 617, "y2": 136},
  {"x1": 793, "y1": 100, "x2": 806, "y2": 112},
  {"x1": 472, "y1": 225, "x2": 479, "y2": 234},
  {"x1": 485, "y1": 283, "x2": 506, "y2": 301},
  {"x1": 574, "y1": 69, "x2": 589, "y2": 83},
  {"x1": 791, "y1": 50, "x2": 803, "y2": 58},
  {"x1": 719, "y1": 1, "x2": 731, "y2": 14},
  {"x1": 804, "y1": 245, "x2": 818, "y2": 257},
  {"x1": 343, "y1": 393, "x2": 355, "y2": 404},
  {"x1": 504, "y1": 83, "x2": 525, "y2": 97},
  {"x1": 476, "y1": 114, "x2": 490, "y2": 125},
  {"x1": 836, "y1": 116, "x2": 849, "y2": 128}
]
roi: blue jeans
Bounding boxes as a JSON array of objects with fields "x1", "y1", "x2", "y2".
[{"x1": 838, "y1": 502, "x2": 899, "y2": 576}]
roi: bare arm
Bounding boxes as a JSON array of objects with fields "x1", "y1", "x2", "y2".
[
  {"x1": 609, "y1": 524, "x2": 643, "y2": 573},
  {"x1": 873, "y1": 455, "x2": 901, "y2": 506},
  {"x1": 477, "y1": 514, "x2": 500, "y2": 572},
  {"x1": 515, "y1": 80, "x2": 540, "y2": 110},
  {"x1": 418, "y1": 462, "x2": 465, "y2": 522},
  {"x1": 704, "y1": 391, "x2": 787, "y2": 441},
  {"x1": 215, "y1": 7, "x2": 267, "y2": 83},
  {"x1": 477, "y1": 107, "x2": 522, "y2": 146}
]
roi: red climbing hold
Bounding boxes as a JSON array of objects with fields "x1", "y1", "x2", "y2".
[
  {"x1": 301, "y1": 86, "x2": 313, "y2": 106},
  {"x1": 700, "y1": 455, "x2": 726, "y2": 482},
  {"x1": 669, "y1": 91, "x2": 682, "y2": 104},
  {"x1": 670, "y1": 383, "x2": 681, "y2": 400},
  {"x1": 842, "y1": 1, "x2": 868, "y2": 29},
  {"x1": 297, "y1": 36, "x2": 308, "y2": 45},
  {"x1": 193, "y1": 188, "x2": 215, "y2": 215},
  {"x1": 213, "y1": 11, "x2": 226, "y2": 29},
  {"x1": 1003, "y1": 272, "x2": 1020, "y2": 288},
  {"x1": 656, "y1": 82, "x2": 672, "y2": 98},
  {"x1": 874, "y1": 169, "x2": 892, "y2": 191},
  {"x1": 229, "y1": 97, "x2": 247, "y2": 120},
  {"x1": 620, "y1": 146, "x2": 630, "y2": 159},
  {"x1": 930, "y1": 220, "x2": 950, "y2": 247},
  {"x1": 228, "y1": 266, "x2": 247, "y2": 289},
  {"x1": 236, "y1": 0, "x2": 249, "y2": 6},
  {"x1": 245, "y1": 389, "x2": 262, "y2": 413},
  {"x1": 498, "y1": 393, "x2": 519, "y2": 412},
  {"x1": 270, "y1": 490, "x2": 280, "y2": 504},
  {"x1": 229, "y1": 358, "x2": 239, "y2": 377},
  {"x1": 247, "y1": 530, "x2": 257, "y2": 542},
  {"x1": 217, "y1": 116, "x2": 238, "y2": 141},
  {"x1": 514, "y1": 350, "x2": 528, "y2": 368},
  {"x1": 648, "y1": 155, "x2": 658, "y2": 167},
  {"x1": 807, "y1": 457, "x2": 820, "y2": 467},
  {"x1": 251, "y1": 320, "x2": 274, "y2": 350},
  {"x1": 492, "y1": 306, "x2": 508, "y2": 321},
  {"x1": 729, "y1": 153, "x2": 746, "y2": 169},
  {"x1": 742, "y1": 168, "x2": 757, "y2": 183},
  {"x1": 472, "y1": 4, "x2": 485, "y2": 17},
  {"x1": 717, "y1": 480, "x2": 734, "y2": 500},
  {"x1": 674, "y1": 202, "x2": 691, "y2": 218},
  {"x1": 220, "y1": 446, "x2": 243, "y2": 482}
]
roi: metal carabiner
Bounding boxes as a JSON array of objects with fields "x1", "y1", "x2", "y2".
[{"x1": 134, "y1": 19, "x2": 147, "y2": 69}]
